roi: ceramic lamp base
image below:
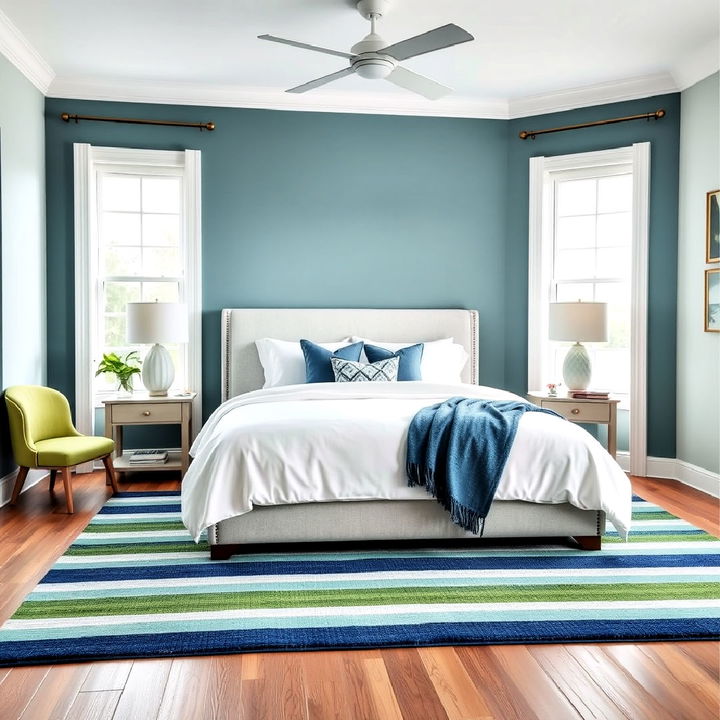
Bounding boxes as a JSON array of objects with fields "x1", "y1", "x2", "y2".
[
  {"x1": 142, "y1": 343, "x2": 175, "y2": 397},
  {"x1": 562, "y1": 342, "x2": 592, "y2": 391}
]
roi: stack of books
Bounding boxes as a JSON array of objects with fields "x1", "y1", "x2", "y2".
[
  {"x1": 569, "y1": 389, "x2": 610, "y2": 400},
  {"x1": 129, "y1": 449, "x2": 169, "y2": 464}
]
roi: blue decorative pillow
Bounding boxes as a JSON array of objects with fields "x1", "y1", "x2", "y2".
[
  {"x1": 300, "y1": 340, "x2": 363, "y2": 383},
  {"x1": 331, "y1": 356, "x2": 399, "y2": 382},
  {"x1": 364, "y1": 343, "x2": 424, "y2": 381}
]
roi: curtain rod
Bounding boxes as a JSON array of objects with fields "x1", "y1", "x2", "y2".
[
  {"x1": 519, "y1": 109, "x2": 665, "y2": 140},
  {"x1": 60, "y1": 113, "x2": 215, "y2": 131}
]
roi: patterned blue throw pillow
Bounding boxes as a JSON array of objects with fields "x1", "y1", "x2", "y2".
[
  {"x1": 331, "y1": 356, "x2": 399, "y2": 382},
  {"x1": 364, "y1": 343, "x2": 424, "y2": 381},
  {"x1": 300, "y1": 340, "x2": 364, "y2": 383}
]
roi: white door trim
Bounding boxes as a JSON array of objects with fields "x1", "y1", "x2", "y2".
[
  {"x1": 184, "y1": 149, "x2": 203, "y2": 438},
  {"x1": 73, "y1": 142, "x2": 94, "y2": 472},
  {"x1": 629, "y1": 142, "x2": 650, "y2": 476}
]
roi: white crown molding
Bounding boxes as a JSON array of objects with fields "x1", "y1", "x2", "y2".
[
  {"x1": 671, "y1": 37, "x2": 720, "y2": 90},
  {"x1": 48, "y1": 72, "x2": 685, "y2": 120},
  {"x1": 0, "y1": 8, "x2": 54, "y2": 93},
  {"x1": 47, "y1": 76, "x2": 509, "y2": 120},
  {"x1": 508, "y1": 73, "x2": 679, "y2": 119}
]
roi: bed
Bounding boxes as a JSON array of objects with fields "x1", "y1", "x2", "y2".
[{"x1": 181, "y1": 308, "x2": 631, "y2": 559}]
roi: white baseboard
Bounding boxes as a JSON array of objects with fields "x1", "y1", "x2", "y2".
[
  {"x1": 646, "y1": 457, "x2": 720, "y2": 498},
  {"x1": 616, "y1": 451, "x2": 630, "y2": 472},
  {"x1": 615, "y1": 451, "x2": 720, "y2": 498},
  {"x1": 0, "y1": 468, "x2": 49, "y2": 507}
]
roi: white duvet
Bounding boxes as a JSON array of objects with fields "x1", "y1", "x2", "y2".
[{"x1": 181, "y1": 382, "x2": 632, "y2": 541}]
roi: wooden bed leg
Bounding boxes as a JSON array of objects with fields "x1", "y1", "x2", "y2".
[
  {"x1": 210, "y1": 545, "x2": 240, "y2": 561},
  {"x1": 574, "y1": 535, "x2": 601, "y2": 551}
]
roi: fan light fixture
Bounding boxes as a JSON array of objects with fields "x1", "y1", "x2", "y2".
[
  {"x1": 259, "y1": 0, "x2": 474, "y2": 100},
  {"x1": 354, "y1": 56, "x2": 396, "y2": 79}
]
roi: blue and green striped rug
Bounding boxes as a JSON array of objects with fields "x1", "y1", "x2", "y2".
[{"x1": 0, "y1": 492, "x2": 718, "y2": 666}]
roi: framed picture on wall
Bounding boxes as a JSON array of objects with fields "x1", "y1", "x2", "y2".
[
  {"x1": 707, "y1": 189, "x2": 720, "y2": 263},
  {"x1": 706, "y1": 268, "x2": 720, "y2": 332}
]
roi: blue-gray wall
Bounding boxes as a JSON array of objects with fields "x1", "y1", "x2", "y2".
[
  {"x1": 44, "y1": 93, "x2": 680, "y2": 457},
  {"x1": 45, "y1": 98, "x2": 508, "y2": 421},
  {"x1": 0, "y1": 55, "x2": 46, "y2": 478},
  {"x1": 506, "y1": 96, "x2": 681, "y2": 458}
]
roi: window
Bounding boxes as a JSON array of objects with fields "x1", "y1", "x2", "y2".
[
  {"x1": 528, "y1": 144, "x2": 649, "y2": 475},
  {"x1": 74, "y1": 145, "x2": 201, "y2": 449},
  {"x1": 550, "y1": 169, "x2": 632, "y2": 398},
  {"x1": 94, "y1": 172, "x2": 186, "y2": 398}
]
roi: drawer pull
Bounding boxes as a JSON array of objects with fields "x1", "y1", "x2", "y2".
[
  {"x1": 142, "y1": 411, "x2": 151, "y2": 416},
  {"x1": 571, "y1": 408, "x2": 580, "y2": 415}
]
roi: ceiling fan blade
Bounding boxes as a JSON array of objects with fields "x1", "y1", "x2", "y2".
[
  {"x1": 287, "y1": 66, "x2": 356, "y2": 94},
  {"x1": 386, "y1": 66, "x2": 452, "y2": 100},
  {"x1": 258, "y1": 34, "x2": 354, "y2": 60},
  {"x1": 379, "y1": 24, "x2": 473, "y2": 62}
]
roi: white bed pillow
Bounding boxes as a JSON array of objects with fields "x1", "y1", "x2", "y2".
[
  {"x1": 350, "y1": 336, "x2": 469, "y2": 384},
  {"x1": 256, "y1": 338, "x2": 350, "y2": 388}
]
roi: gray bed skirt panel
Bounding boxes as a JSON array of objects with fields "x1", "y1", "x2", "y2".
[{"x1": 209, "y1": 499, "x2": 605, "y2": 546}]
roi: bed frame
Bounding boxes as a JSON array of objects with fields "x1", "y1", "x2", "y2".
[{"x1": 208, "y1": 308, "x2": 604, "y2": 559}]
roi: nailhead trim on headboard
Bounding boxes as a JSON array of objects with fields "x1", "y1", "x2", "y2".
[
  {"x1": 469, "y1": 309, "x2": 479, "y2": 384},
  {"x1": 222, "y1": 309, "x2": 232, "y2": 403}
]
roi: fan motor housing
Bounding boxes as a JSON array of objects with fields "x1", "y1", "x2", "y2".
[
  {"x1": 352, "y1": 53, "x2": 397, "y2": 79},
  {"x1": 356, "y1": 0, "x2": 391, "y2": 19}
]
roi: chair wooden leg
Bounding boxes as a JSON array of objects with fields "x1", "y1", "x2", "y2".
[
  {"x1": 10, "y1": 466, "x2": 30, "y2": 505},
  {"x1": 61, "y1": 467, "x2": 74, "y2": 514},
  {"x1": 102, "y1": 455, "x2": 119, "y2": 495},
  {"x1": 49, "y1": 469, "x2": 57, "y2": 492}
]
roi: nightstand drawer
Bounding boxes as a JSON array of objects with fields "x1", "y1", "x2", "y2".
[
  {"x1": 110, "y1": 402, "x2": 182, "y2": 424},
  {"x1": 543, "y1": 400, "x2": 610, "y2": 423}
]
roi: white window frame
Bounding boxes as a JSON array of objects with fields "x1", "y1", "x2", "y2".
[
  {"x1": 528, "y1": 143, "x2": 650, "y2": 476},
  {"x1": 74, "y1": 145, "x2": 202, "y2": 468}
]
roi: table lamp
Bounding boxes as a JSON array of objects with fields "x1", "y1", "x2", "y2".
[
  {"x1": 127, "y1": 302, "x2": 188, "y2": 396},
  {"x1": 548, "y1": 301, "x2": 608, "y2": 391}
]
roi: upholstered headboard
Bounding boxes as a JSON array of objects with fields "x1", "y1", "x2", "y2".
[{"x1": 221, "y1": 308, "x2": 479, "y2": 401}]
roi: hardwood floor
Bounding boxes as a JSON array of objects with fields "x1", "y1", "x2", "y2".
[{"x1": 0, "y1": 471, "x2": 717, "y2": 720}]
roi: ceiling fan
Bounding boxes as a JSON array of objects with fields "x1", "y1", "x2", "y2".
[{"x1": 259, "y1": 0, "x2": 474, "y2": 100}]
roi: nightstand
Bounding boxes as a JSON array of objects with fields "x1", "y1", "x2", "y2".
[
  {"x1": 527, "y1": 391, "x2": 620, "y2": 459},
  {"x1": 102, "y1": 393, "x2": 197, "y2": 477}
]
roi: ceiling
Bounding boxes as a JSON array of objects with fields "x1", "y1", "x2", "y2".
[{"x1": 0, "y1": 0, "x2": 718, "y2": 118}]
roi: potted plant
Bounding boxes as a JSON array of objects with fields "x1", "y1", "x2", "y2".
[{"x1": 96, "y1": 351, "x2": 142, "y2": 395}]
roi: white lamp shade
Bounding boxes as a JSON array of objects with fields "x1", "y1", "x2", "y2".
[
  {"x1": 127, "y1": 302, "x2": 188, "y2": 344},
  {"x1": 548, "y1": 302, "x2": 608, "y2": 343}
]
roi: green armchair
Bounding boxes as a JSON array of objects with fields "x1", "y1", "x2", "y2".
[{"x1": 4, "y1": 385, "x2": 118, "y2": 513}]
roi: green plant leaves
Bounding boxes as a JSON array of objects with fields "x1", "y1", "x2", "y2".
[{"x1": 95, "y1": 351, "x2": 142, "y2": 392}]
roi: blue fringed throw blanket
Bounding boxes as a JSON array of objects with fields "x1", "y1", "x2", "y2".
[{"x1": 407, "y1": 398, "x2": 560, "y2": 534}]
